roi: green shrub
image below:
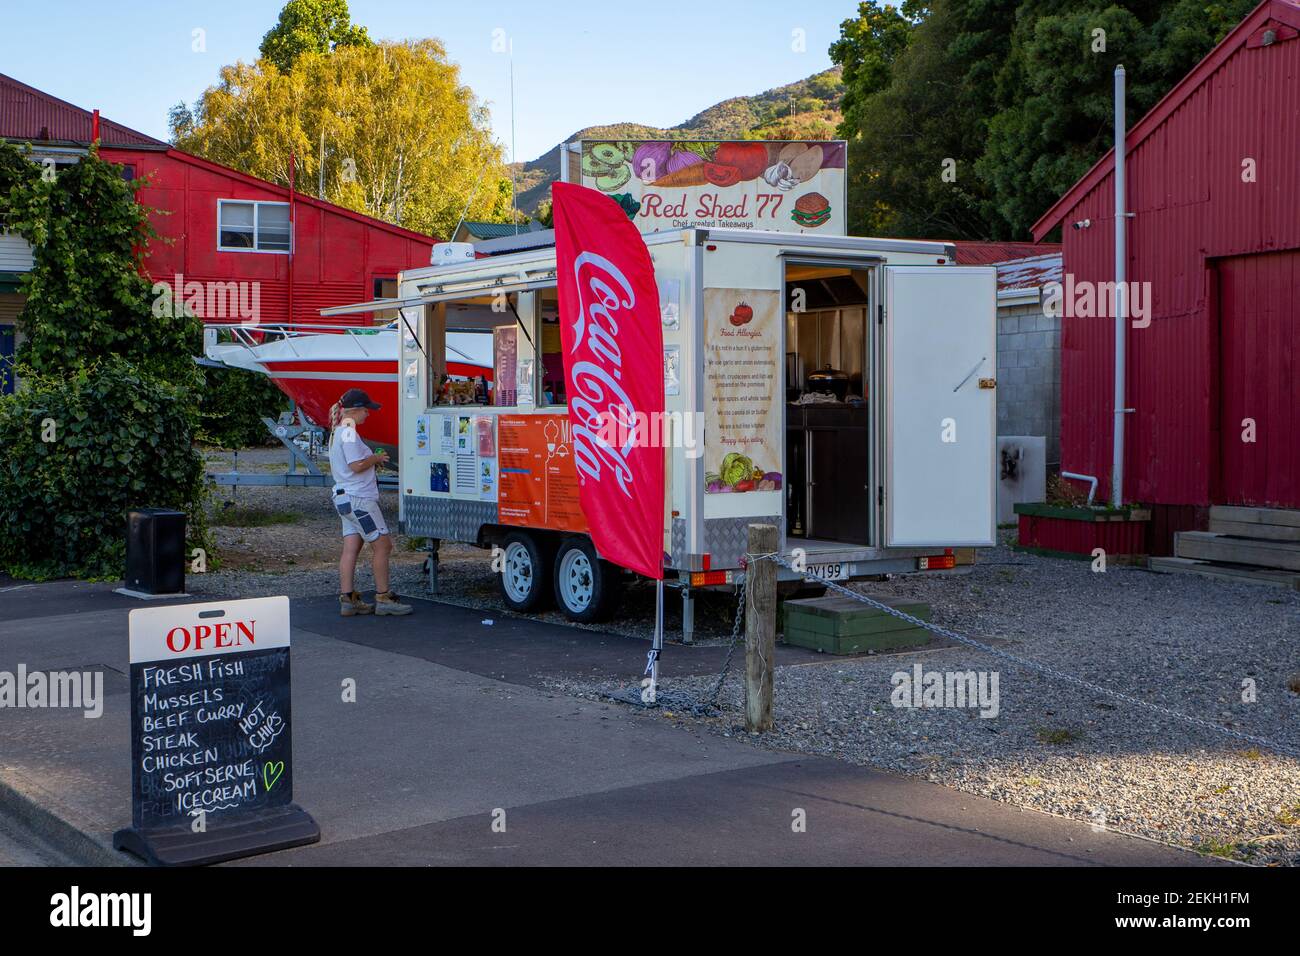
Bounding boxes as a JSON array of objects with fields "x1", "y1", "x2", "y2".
[
  {"x1": 199, "y1": 364, "x2": 288, "y2": 448},
  {"x1": 0, "y1": 358, "x2": 209, "y2": 580}
]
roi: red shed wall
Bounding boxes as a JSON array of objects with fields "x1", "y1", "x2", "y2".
[
  {"x1": 1055, "y1": 26, "x2": 1300, "y2": 509},
  {"x1": 102, "y1": 147, "x2": 435, "y2": 326}
]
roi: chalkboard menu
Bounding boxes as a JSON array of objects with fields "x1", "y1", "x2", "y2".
[{"x1": 116, "y1": 597, "x2": 318, "y2": 865}]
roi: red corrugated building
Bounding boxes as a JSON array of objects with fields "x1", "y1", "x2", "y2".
[
  {"x1": 0, "y1": 72, "x2": 436, "y2": 331},
  {"x1": 1032, "y1": 0, "x2": 1300, "y2": 549}
]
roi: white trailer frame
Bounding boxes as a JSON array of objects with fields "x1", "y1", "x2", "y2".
[{"x1": 376, "y1": 228, "x2": 996, "y2": 627}]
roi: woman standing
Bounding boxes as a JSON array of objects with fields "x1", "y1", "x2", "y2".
[{"x1": 329, "y1": 389, "x2": 413, "y2": 617}]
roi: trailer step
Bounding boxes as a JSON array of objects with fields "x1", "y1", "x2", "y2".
[
  {"x1": 1148, "y1": 556, "x2": 1300, "y2": 589},
  {"x1": 1174, "y1": 531, "x2": 1300, "y2": 571}
]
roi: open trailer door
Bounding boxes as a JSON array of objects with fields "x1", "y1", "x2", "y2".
[{"x1": 883, "y1": 265, "x2": 997, "y2": 548}]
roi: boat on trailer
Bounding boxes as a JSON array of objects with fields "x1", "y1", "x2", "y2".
[{"x1": 203, "y1": 322, "x2": 493, "y2": 452}]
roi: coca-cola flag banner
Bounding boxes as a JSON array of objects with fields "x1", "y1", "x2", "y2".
[{"x1": 553, "y1": 182, "x2": 665, "y2": 580}]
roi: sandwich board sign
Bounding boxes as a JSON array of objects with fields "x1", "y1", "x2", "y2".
[{"x1": 113, "y1": 596, "x2": 320, "y2": 865}]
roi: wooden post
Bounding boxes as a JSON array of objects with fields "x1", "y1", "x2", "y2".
[{"x1": 744, "y1": 523, "x2": 778, "y2": 732}]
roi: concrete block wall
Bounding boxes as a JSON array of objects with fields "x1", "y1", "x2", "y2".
[{"x1": 996, "y1": 299, "x2": 1060, "y2": 467}]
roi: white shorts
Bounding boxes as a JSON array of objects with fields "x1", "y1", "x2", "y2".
[{"x1": 339, "y1": 497, "x2": 389, "y2": 542}]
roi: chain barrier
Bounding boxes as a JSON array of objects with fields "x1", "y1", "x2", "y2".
[
  {"x1": 758, "y1": 552, "x2": 1300, "y2": 760},
  {"x1": 636, "y1": 551, "x2": 1300, "y2": 761}
]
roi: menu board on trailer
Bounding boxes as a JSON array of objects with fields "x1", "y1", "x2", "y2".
[
  {"x1": 703, "y1": 288, "x2": 783, "y2": 495},
  {"x1": 567, "y1": 140, "x2": 846, "y2": 236},
  {"x1": 497, "y1": 414, "x2": 587, "y2": 532}
]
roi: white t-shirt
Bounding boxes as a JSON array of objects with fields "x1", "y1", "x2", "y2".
[{"x1": 329, "y1": 425, "x2": 379, "y2": 500}]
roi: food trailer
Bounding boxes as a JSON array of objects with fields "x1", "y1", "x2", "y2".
[{"x1": 335, "y1": 227, "x2": 997, "y2": 634}]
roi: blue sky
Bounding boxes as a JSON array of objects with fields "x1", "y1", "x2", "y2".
[{"x1": 0, "y1": 0, "x2": 844, "y2": 162}]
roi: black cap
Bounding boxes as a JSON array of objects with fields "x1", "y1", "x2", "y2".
[{"x1": 340, "y1": 388, "x2": 381, "y2": 410}]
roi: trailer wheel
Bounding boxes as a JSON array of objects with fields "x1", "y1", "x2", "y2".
[
  {"x1": 497, "y1": 532, "x2": 552, "y2": 612},
  {"x1": 553, "y1": 536, "x2": 621, "y2": 623}
]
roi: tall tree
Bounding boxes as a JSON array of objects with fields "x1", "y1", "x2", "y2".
[
  {"x1": 171, "y1": 39, "x2": 517, "y2": 238},
  {"x1": 260, "y1": 0, "x2": 372, "y2": 72},
  {"x1": 834, "y1": 0, "x2": 1257, "y2": 239},
  {"x1": 978, "y1": 0, "x2": 1255, "y2": 236}
]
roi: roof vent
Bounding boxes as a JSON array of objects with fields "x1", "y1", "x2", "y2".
[{"x1": 1262, "y1": 28, "x2": 1278, "y2": 45}]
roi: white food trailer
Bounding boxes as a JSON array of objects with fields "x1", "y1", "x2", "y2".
[{"x1": 338, "y1": 228, "x2": 997, "y2": 637}]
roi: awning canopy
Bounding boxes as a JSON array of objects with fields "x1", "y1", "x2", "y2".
[{"x1": 319, "y1": 270, "x2": 557, "y2": 318}]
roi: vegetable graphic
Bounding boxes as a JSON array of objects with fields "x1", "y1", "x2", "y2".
[
  {"x1": 591, "y1": 143, "x2": 626, "y2": 166},
  {"x1": 666, "y1": 150, "x2": 704, "y2": 173},
  {"x1": 762, "y1": 161, "x2": 800, "y2": 191},
  {"x1": 788, "y1": 144, "x2": 824, "y2": 181},
  {"x1": 632, "y1": 142, "x2": 672, "y2": 182},
  {"x1": 594, "y1": 164, "x2": 631, "y2": 191},
  {"x1": 720, "y1": 453, "x2": 754, "y2": 487},
  {"x1": 715, "y1": 142, "x2": 769, "y2": 180},
  {"x1": 703, "y1": 162, "x2": 742, "y2": 187},
  {"x1": 733, "y1": 301, "x2": 753, "y2": 323},
  {"x1": 654, "y1": 164, "x2": 711, "y2": 187}
]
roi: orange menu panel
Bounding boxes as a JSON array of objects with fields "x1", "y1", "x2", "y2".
[{"x1": 496, "y1": 414, "x2": 588, "y2": 533}]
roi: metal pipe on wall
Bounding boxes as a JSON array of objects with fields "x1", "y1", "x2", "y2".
[{"x1": 1112, "y1": 65, "x2": 1127, "y2": 508}]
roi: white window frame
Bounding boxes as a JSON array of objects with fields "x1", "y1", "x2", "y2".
[{"x1": 217, "y1": 199, "x2": 293, "y2": 255}]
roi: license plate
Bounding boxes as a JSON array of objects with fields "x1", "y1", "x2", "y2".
[{"x1": 806, "y1": 562, "x2": 848, "y2": 581}]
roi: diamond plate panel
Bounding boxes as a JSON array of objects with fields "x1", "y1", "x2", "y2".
[
  {"x1": 403, "y1": 496, "x2": 498, "y2": 542},
  {"x1": 703, "y1": 515, "x2": 781, "y2": 568}
]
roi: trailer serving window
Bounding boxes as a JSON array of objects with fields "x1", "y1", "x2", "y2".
[{"x1": 422, "y1": 281, "x2": 557, "y2": 409}]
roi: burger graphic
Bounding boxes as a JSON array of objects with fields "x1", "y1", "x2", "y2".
[{"x1": 791, "y1": 192, "x2": 832, "y2": 229}]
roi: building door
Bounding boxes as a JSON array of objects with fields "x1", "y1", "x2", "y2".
[
  {"x1": 1218, "y1": 249, "x2": 1300, "y2": 508},
  {"x1": 0, "y1": 325, "x2": 13, "y2": 395}
]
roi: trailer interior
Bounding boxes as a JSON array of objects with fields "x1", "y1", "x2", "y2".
[{"x1": 784, "y1": 261, "x2": 874, "y2": 549}]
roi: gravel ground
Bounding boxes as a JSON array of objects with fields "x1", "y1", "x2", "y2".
[
  {"x1": 195, "y1": 447, "x2": 1300, "y2": 865},
  {"x1": 545, "y1": 541, "x2": 1300, "y2": 866}
]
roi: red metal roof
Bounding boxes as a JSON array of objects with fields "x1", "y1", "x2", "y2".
[
  {"x1": 0, "y1": 72, "x2": 166, "y2": 148},
  {"x1": 952, "y1": 241, "x2": 1059, "y2": 265},
  {"x1": 1032, "y1": 0, "x2": 1300, "y2": 239},
  {"x1": 995, "y1": 253, "x2": 1062, "y2": 293}
]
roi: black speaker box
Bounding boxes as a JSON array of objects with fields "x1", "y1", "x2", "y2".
[{"x1": 125, "y1": 508, "x2": 187, "y2": 595}]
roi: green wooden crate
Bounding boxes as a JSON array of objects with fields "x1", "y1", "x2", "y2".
[{"x1": 781, "y1": 594, "x2": 932, "y2": 654}]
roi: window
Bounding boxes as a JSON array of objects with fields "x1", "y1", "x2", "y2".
[
  {"x1": 372, "y1": 277, "x2": 398, "y2": 323},
  {"x1": 218, "y1": 200, "x2": 292, "y2": 253}
]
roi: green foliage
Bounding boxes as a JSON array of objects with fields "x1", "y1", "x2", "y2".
[
  {"x1": 977, "y1": 0, "x2": 1255, "y2": 236},
  {"x1": 6, "y1": 145, "x2": 201, "y2": 385},
  {"x1": 0, "y1": 358, "x2": 208, "y2": 580},
  {"x1": 198, "y1": 365, "x2": 288, "y2": 449},
  {"x1": 835, "y1": 0, "x2": 1257, "y2": 239},
  {"x1": 0, "y1": 140, "x2": 210, "y2": 580},
  {"x1": 259, "y1": 0, "x2": 372, "y2": 72}
]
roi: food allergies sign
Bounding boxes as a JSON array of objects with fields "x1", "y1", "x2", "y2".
[
  {"x1": 569, "y1": 140, "x2": 846, "y2": 235},
  {"x1": 119, "y1": 597, "x2": 310, "y2": 847}
]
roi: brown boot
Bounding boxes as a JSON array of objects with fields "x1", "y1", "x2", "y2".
[
  {"x1": 340, "y1": 591, "x2": 375, "y2": 617},
  {"x1": 375, "y1": 591, "x2": 413, "y2": 616}
]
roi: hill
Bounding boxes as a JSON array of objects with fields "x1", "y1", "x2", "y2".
[{"x1": 510, "y1": 68, "x2": 843, "y2": 215}]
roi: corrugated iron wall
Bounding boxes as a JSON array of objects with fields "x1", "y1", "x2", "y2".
[{"x1": 1056, "y1": 27, "x2": 1300, "y2": 509}]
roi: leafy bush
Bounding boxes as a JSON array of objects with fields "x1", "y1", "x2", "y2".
[
  {"x1": 0, "y1": 358, "x2": 208, "y2": 580},
  {"x1": 199, "y1": 364, "x2": 288, "y2": 448},
  {"x1": 5, "y1": 144, "x2": 200, "y2": 388}
]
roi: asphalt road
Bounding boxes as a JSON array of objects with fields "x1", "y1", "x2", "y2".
[{"x1": 0, "y1": 578, "x2": 1214, "y2": 867}]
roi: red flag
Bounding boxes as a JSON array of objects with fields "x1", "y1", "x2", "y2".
[{"x1": 553, "y1": 182, "x2": 664, "y2": 580}]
